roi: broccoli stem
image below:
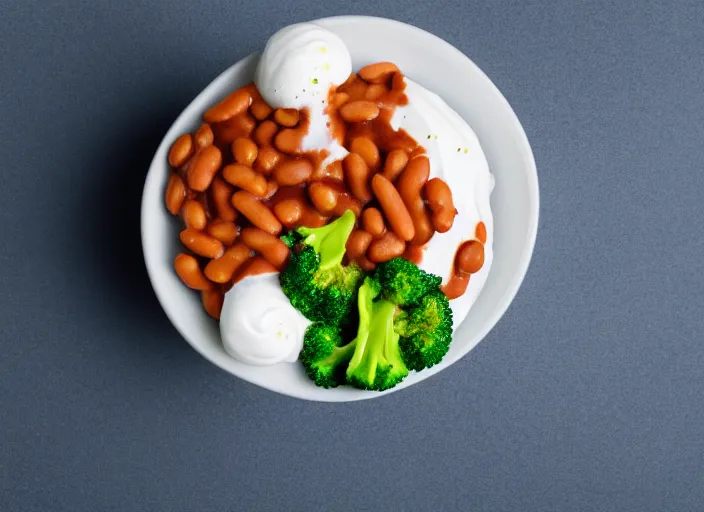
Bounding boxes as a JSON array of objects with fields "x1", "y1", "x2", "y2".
[{"x1": 297, "y1": 210, "x2": 356, "y2": 270}]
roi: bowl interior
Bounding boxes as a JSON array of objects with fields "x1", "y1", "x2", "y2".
[{"x1": 141, "y1": 16, "x2": 539, "y2": 402}]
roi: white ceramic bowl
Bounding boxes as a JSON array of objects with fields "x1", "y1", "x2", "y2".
[{"x1": 141, "y1": 16, "x2": 539, "y2": 401}]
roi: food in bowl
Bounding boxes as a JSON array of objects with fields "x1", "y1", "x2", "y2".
[{"x1": 163, "y1": 22, "x2": 494, "y2": 391}]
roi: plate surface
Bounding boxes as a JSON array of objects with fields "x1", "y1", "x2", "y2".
[{"x1": 141, "y1": 15, "x2": 539, "y2": 401}]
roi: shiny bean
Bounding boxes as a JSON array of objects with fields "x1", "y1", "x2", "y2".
[
  {"x1": 350, "y1": 137, "x2": 380, "y2": 169},
  {"x1": 168, "y1": 134, "x2": 193, "y2": 168},
  {"x1": 207, "y1": 219, "x2": 239, "y2": 245},
  {"x1": 361, "y1": 207, "x2": 386, "y2": 238},
  {"x1": 210, "y1": 178, "x2": 237, "y2": 222},
  {"x1": 250, "y1": 99, "x2": 273, "y2": 121},
  {"x1": 201, "y1": 288, "x2": 224, "y2": 319},
  {"x1": 174, "y1": 253, "x2": 212, "y2": 290},
  {"x1": 231, "y1": 191, "x2": 282, "y2": 235},
  {"x1": 382, "y1": 149, "x2": 409, "y2": 182},
  {"x1": 239, "y1": 227, "x2": 290, "y2": 269},
  {"x1": 397, "y1": 155, "x2": 434, "y2": 245},
  {"x1": 274, "y1": 128, "x2": 304, "y2": 155},
  {"x1": 165, "y1": 173, "x2": 186, "y2": 215},
  {"x1": 203, "y1": 87, "x2": 252, "y2": 123},
  {"x1": 187, "y1": 145, "x2": 222, "y2": 192},
  {"x1": 233, "y1": 256, "x2": 278, "y2": 284},
  {"x1": 231, "y1": 137, "x2": 258, "y2": 167},
  {"x1": 273, "y1": 108, "x2": 300, "y2": 127},
  {"x1": 273, "y1": 199, "x2": 303, "y2": 227},
  {"x1": 180, "y1": 228, "x2": 224, "y2": 259},
  {"x1": 222, "y1": 164, "x2": 268, "y2": 197},
  {"x1": 475, "y1": 221, "x2": 487, "y2": 244},
  {"x1": 308, "y1": 181, "x2": 339, "y2": 215},
  {"x1": 371, "y1": 174, "x2": 415, "y2": 241},
  {"x1": 254, "y1": 146, "x2": 281, "y2": 175},
  {"x1": 359, "y1": 62, "x2": 400, "y2": 84},
  {"x1": 253, "y1": 120, "x2": 278, "y2": 147},
  {"x1": 344, "y1": 153, "x2": 372, "y2": 203},
  {"x1": 346, "y1": 230, "x2": 373, "y2": 260},
  {"x1": 425, "y1": 177, "x2": 456, "y2": 232},
  {"x1": 181, "y1": 199, "x2": 207, "y2": 230},
  {"x1": 273, "y1": 158, "x2": 313, "y2": 186},
  {"x1": 339, "y1": 101, "x2": 380, "y2": 123},
  {"x1": 194, "y1": 123, "x2": 214, "y2": 149},
  {"x1": 213, "y1": 113, "x2": 256, "y2": 145},
  {"x1": 204, "y1": 243, "x2": 251, "y2": 283},
  {"x1": 456, "y1": 240, "x2": 485, "y2": 274},
  {"x1": 367, "y1": 231, "x2": 406, "y2": 263}
]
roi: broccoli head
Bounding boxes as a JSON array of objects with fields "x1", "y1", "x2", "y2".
[
  {"x1": 346, "y1": 278, "x2": 410, "y2": 391},
  {"x1": 395, "y1": 289, "x2": 453, "y2": 371},
  {"x1": 300, "y1": 323, "x2": 357, "y2": 388},
  {"x1": 279, "y1": 210, "x2": 365, "y2": 327},
  {"x1": 374, "y1": 257, "x2": 442, "y2": 306}
]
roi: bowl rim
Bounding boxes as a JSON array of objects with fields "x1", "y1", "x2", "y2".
[{"x1": 141, "y1": 15, "x2": 539, "y2": 401}]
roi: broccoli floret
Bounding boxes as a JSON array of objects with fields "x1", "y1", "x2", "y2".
[
  {"x1": 374, "y1": 257, "x2": 442, "y2": 306},
  {"x1": 346, "y1": 278, "x2": 409, "y2": 391},
  {"x1": 300, "y1": 323, "x2": 356, "y2": 388},
  {"x1": 396, "y1": 290, "x2": 453, "y2": 371},
  {"x1": 279, "y1": 210, "x2": 365, "y2": 327}
]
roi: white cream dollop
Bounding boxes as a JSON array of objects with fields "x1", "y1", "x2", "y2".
[
  {"x1": 254, "y1": 23, "x2": 350, "y2": 168},
  {"x1": 220, "y1": 273, "x2": 311, "y2": 365},
  {"x1": 254, "y1": 23, "x2": 352, "y2": 110},
  {"x1": 391, "y1": 79, "x2": 495, "y2": 329}
]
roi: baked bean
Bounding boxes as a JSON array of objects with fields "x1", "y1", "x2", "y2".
[
  {"x1": 346, "y1": 230, "x2": 373, "y2": 260},
  {"x1": 391, "y1": 71, "x2": 405, "y2": 91},
  {"x1": 273, "y1": 199, "x2": 303, "y2": 227},
  {"x1": 233, "y1": 256, "x2": 278, "y2": 284},
  {"x1": 475, "y1": 221, "x2": 487, "y2": 244},
  {"x1": 361, "y1": 207, "x2": 386, "y2": 237},
  {"x1": 357, "y1": 255, "x2": 376, "y2": 272},
  {"x1": 210, "y1": 178, "x2": 237, "y2": 222},
  {"x1": 222, "y1": 164, "x2": 268, "y2": 197},
  {"x1": 203, "y1": 87, "x2": 252, "y2": 123},
  {"x1": 367, "y1": 231, "x2": 405, "y2": 263},
  {"x1": 308, "y1": 181, "x2": 339, "y2": 215},
  {"x1": 382, "y1": 149, "x2": 409, "y2": 182},
  {"x1": 442, "y1": 273, "x2": 470, "y2": 300},
  {"x1": 314, "y1": 159, "x2": 343, "y2": 181},
  {"x1": 174, "y1": 253, "x2": 212, "y2": 290},
  {"x1": 274, "y1": 128, "x2": 304, "y2": 155},
  {"x1": 240, "y1": 227, "x2": 290, "y2": 269},
  {"x1": 425, "y1": 177, "x2": 456, "y2": 232},
  {"x1": 265, "y1": 180, "x2": 278, "y2": 199},
  {"x1": 330, "y1": 92, "x2": 349, "y2": 109},
  {"x1": 339, "y1": 75, "x2": 368, "y2": 100},
  {"x1": 207, "y1": 219, "x2": 239, "y2": 245},
  {"x1": 180, "y1": 228, "x2": 224, "y2": 259},
  {"x1": 253, "y1": 120, "x2": 278, "y2": 147},
  {"x1": 274, "y1": 158, "x2": 313, "y2": 186},
  {"x1": 165, "y1": 173, "x2": 186, "y2": 215},
  {"x1": 456, "y1": 240, "x2": 485, "y2": 274},
  {"x1": 299, "y1": 207, "x2": 329, "y2": 228},
  {"x1": 365, "y1": 84, "x2": 387, "y2": 101},
  {"x1": 350, "y1": 137, "x2": 380, "y2": 169},
  {"x1": 397, "y1": 155, "x2": 434, "y2": 245},
  {"x1": 231, "y1": 191, "x2": 282, "y2": 235},
  {"x1": 194, "y1": 123, "x2": 214, "y2": 149},
  {"x1": 201, "y1": 288, "x2": 224, "y2": 319},
  {"x1": 204, "y1": 243, "x2": 251, "y2": 283},
  {"x1": 232, "y1": 137, "x2": 258, "y2": 167},
  {"x1": 168, "y1": 134, "x2": 193, "y2": 168},
  {"x1": 250, "y1": 99, "x2": 273, "y2": 121},
  {"x1": 339, "y1": 101, "x2": 380, "y2": 123},
  {"x1": 334, "y1": 194, "x2": 362, "y2": 218},
  {"x1": 254, "y1": 146, "x2": 281, "y2": 175},
  {"x1": 344, "y1": 153, "x2": 372, "y2": 203},
  {"x1": 273, "y1": 108, "x2": 300, "y2": 127},
  {"x1": 181, "y1": 199, "x2": 207, "y2": 230},
  {"x1": 371, "y1": 174, "x2": 415, "y2": 241},
  {"x1": 213, "y1": 113, "x2": 256, "y2": 144},
  {"x1": 187, "y1": 145, "x2": 222, "y2": 192},
  {"x1": 359, "y1": 62, "x2": 400, "y2": 84}
]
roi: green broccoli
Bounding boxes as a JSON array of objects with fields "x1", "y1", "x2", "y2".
[
  {"x1": 373, "y1": 256, "x2": 442, "y2": 306},
  {"x1": 279, "y1": 210, "x2": 365, "y2": 327},
  {"x1": 299, "y1": 323, "x2": 357, "y2": 388},
  {"x1": 345, "y1": 278, "x2": 410, "y2": 391}
]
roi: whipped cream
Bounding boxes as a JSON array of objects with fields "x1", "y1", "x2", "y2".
[{"x1": 220, "y1": 273, "x2": 311, "y2": 365}]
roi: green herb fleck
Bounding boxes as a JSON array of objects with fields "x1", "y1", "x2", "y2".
[{"x1": 311, "y1": 78, "x2": 319, "y2": 85}]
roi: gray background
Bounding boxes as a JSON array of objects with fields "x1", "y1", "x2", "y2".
[{"x1": 2, "y1": 0, "x2": 703, "y2": 511}]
